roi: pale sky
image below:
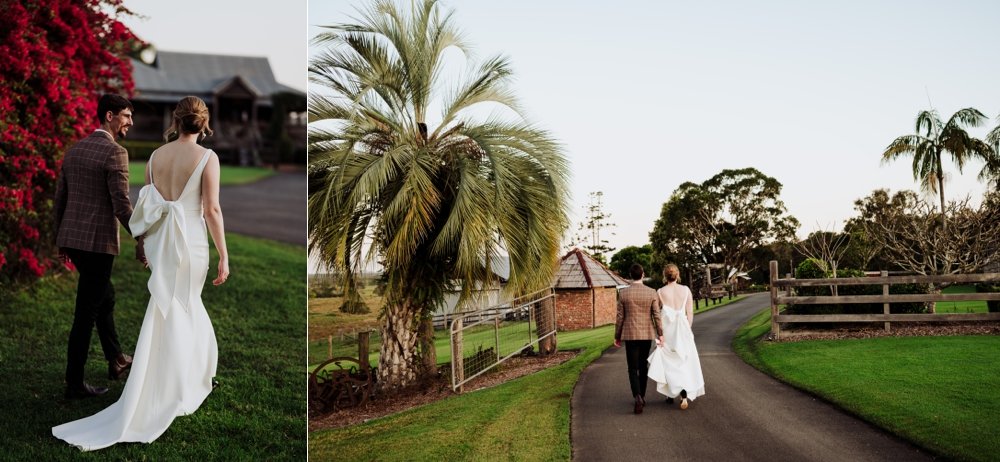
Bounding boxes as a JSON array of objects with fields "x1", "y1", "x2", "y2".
[
  {"x1": 308, "y1": 0, "x2": 1000, "y2": 266},
  {"x1": 119, "y1": 0, "x2": 307, "y2": 92}
]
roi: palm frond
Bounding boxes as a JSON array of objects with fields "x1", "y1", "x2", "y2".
[{"x1": 308, "y1": 0, "x2": 570, "y2": 315}]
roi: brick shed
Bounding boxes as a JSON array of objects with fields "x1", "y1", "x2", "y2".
[{"x1": 553, "y1": 248, "x2": 629, "y2": 331}]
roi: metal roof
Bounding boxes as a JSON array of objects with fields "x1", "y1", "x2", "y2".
[
  {"x1": 553, "y1": 248, "x2": 629, "y2": 289},
  {"x1": 131, "y1": 51, "x2": 303, "y2": 103}
]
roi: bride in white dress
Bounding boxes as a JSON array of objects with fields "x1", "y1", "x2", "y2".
[
  {"x1": 53, "y1": 96, "x2": 229, "y2": 450},
  {"x1": 647, "y1": 264, "x2": 705, "y2": 410}
]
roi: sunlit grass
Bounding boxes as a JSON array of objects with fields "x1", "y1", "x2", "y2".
[{"x1": 1, "y1": 230, "x2": 306, "y2": 460}]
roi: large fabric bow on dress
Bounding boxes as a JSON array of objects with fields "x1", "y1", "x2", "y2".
[
  {"x1": 129, "y1": 185, "x2": 192, "y2": 317},
  {"x1": 660, "y1": 308, "x2": 693, "y2": 361}
]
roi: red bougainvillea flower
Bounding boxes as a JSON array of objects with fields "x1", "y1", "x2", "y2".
[{"x1": 0, "y1": 0, "x2": 142, "y2": 286}]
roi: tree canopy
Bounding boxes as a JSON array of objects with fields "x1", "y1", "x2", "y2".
[
  {"x1": 882, "y1": 108, "x2": 995, "y2": 223},
  {"x1": 650, "y1": 168, "x2": 798, "y2": 277}
]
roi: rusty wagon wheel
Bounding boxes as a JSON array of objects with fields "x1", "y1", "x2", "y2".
[{"x1": 308, "y1": 357, "x2": 374, "y2": 418}]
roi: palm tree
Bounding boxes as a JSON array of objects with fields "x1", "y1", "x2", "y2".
[
  {"x1": 882, "y1": 108, "x2": 993, "y2": 224},
  {"x1": 986, "y1": 116, "x2": 1000, "y2": 188},
  {"x1": 308, "y1": 0, "x2": 570, "y2": 392}
]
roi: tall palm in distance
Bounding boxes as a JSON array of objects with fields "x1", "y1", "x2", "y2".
[
  {"x1": 882, "y1": 108, "x2": 994, "y2": 226},
  {"x1": 986, "y1": 116, "x2": 1000, "y2": 188},
  {"x1": 308, "y1": 0, "x2": 570, "y2": 391}
]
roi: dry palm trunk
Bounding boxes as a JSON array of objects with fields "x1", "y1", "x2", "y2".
[{"x1": 378, "y1": 302, "x2": 421, "y2": 391}]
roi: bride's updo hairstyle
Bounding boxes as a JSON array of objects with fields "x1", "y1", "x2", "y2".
[
  {"x1": 663, "y1": 263, "x2": 682, "y2": 283},
  {"x1": 164, "y1": 96, "x2": 214, "y2": 142}
]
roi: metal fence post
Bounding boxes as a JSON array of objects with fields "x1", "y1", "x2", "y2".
[{"x1": 495, "y1": 316, "x2": 501, "y2": 362}]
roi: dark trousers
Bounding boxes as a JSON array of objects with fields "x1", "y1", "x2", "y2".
[
  {"x1": 65, "y1": 248, "x2": 123, "y2": 386},
  {"x1": 624, "y1": 340, "x2": 652, "y2": 398}
]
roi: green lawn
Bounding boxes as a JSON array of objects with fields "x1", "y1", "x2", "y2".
[
  {"x1": 0, "y1": 230, "x2": 306, "y2": 460},
  {"x1": 734, "y1": 308, "x2": 1000, "y2": 462},
  {"x1": 128, "y1": 162, "x2": 275, "y2": 186},
  {"x1": 309, "y1": 324, "x2": 614, "y2": 461},
  {"x1": 936, "y1": 285, "x2": 989, "y2": 313}
]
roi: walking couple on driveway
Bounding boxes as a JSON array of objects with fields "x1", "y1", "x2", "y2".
[{"x1": 614, "y1": 263, "x2": 705, "y2": 414}]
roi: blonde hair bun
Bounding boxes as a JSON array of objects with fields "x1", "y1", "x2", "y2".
[{"x1": 164, "y1": 96, "x2": 214, "y2": 141}]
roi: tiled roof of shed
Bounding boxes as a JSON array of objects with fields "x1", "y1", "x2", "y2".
[{"x1": 553, "y1": 248, "x2": 629, "y2": 289}]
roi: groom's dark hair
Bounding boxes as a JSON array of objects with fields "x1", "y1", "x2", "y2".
[
  {"x1": 96, "y1": 94, "x2": 133, "y2": 122},
  {"x1": 629, "y1": 263, "x2": 644, "y2": 280}
]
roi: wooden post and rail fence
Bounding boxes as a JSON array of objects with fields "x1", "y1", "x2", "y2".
[{"x1": 768, "y1": 260, "x2": 1000, "y2": 339}]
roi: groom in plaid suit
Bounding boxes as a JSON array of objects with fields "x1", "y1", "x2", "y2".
[
  {"x1": 614, "y1": 263, "x2": 663, "y2": 414},
  {"x1": 54, "y1": 94, "x2": 143, "y2": 399}
]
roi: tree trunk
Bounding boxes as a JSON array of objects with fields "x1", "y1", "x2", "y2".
[
  {"x1": 378, "y1": 302, "x2": 421, "y2": 392},
  {"x1": 419, "y1": 316, "x2": 437, "y2": 376},
  {"x1": 938, "y1": 155, "x2": 947, "y2": 233}
]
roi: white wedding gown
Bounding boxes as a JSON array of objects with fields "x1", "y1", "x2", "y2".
[
  {"x1": 53, "y1": 149, "x2": 218, "y2": 451},
  {"x1": 647, "y1": 288, "x2": 705, "y2": 400}
]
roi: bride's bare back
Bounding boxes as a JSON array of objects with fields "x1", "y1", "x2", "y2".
[{"x1": 147, "y1": 140, "x2": 207, "y2": 201}]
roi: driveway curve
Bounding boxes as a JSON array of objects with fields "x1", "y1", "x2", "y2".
[{"x1": 570, "y1": 293, "x2": 933, "y2": 461}]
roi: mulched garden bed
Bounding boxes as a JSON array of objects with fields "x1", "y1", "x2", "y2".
[
  {"x1": 309, "y1": 350, "x2": 578, "y2": 432},
  {"x1": 773, "y1": 321, "x2": 1000, "y2": 342}
]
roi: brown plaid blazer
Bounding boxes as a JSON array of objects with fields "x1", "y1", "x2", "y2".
[
  {"x1": 615, "y1": 282, "x2": 663, "y2": 341},
  {"x1": 54, "y1": 130, "x2": 133, "y2": 255}
]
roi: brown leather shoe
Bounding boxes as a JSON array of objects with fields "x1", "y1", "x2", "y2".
[
  {"x1": 65, "y1": 382, "x2": 109, "y2": 399},
  {"x1": 109, "y1": 353, "x2": 133, "y2": 380}
]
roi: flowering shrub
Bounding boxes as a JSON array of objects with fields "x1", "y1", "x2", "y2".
[{"x1": 0, "y1": 0, "x2": 140, "y2": 285}]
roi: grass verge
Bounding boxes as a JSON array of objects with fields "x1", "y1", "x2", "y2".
[
  {"x1": 733, "y1": 309, "x2": 1000, "y2": 462},
  {"x1": 0, "y1": 230, "x2": 306, "y2": 460},
  {"x1": 309, "y1": 324, "x2": 615, "y2": 461}
]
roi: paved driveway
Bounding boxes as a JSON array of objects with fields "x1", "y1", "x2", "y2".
[{"x1": 571, "y1": 293, "x2": 933, "y2": 461}]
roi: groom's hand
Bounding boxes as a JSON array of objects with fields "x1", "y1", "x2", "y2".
[
  {"x1": 58, "y1": 248, "x2": 70, "y2": 264},
  {"x1": 656, "y1": 335, "x2": 664, "y2": 346},
  {"x1": 614, "y1": 339, "x2": 621, "y2": 348},
  {"x1": 135, "y1": 238, "x2": 148, "y2": 267}
]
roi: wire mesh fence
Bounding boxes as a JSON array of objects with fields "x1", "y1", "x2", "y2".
[
  {"x1": 312, "y1": 330, "x2": 381, "y2": 368},
  {"x1": 450, "y1": 287, "x2": 557, "y2": 392}
]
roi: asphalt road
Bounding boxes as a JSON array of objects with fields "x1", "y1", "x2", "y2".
[
  {"x1": 130, "y1": 170, "x2": 305, "y2": 246},
  {"x1": 570, "y1": 293, "x2": 934, "y2": 461}
]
